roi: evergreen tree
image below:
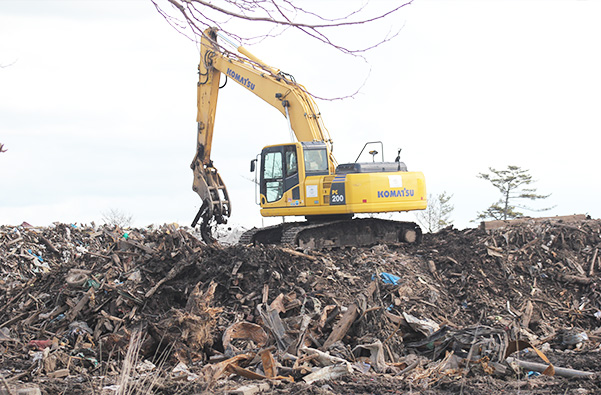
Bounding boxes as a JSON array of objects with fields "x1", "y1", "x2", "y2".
[{"x1": 477, "y1": 165, "x2": 552, "y2": 220}]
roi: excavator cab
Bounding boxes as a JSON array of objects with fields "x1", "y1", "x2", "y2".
[
  {"x1": 256, "y1": 142, "x2": 332, "y2": 208},
  {"x1": 251, "y1": 139, "x2": 426, "y2": 220}
]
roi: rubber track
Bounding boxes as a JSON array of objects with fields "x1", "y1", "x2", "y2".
[
  {"x1": 239, "y1": 218, "x2": 421, "y2": 248},
  {"x1": 238, "y1": 223, "x2": 285, "y2": 245},
  {"x1": 281, "y1": 221, "x2": 341, "y2": 246}
]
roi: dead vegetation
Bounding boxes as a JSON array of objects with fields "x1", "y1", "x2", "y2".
[{"x1": 1, "y1": 216, "x2": 601, "y2": 394}]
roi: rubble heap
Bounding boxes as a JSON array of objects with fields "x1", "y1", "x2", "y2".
[{"x1": 1, "y1": 217, "x2": 601, "y2": 394}]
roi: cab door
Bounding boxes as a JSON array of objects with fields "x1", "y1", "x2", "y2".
[
  {"x1": 283, "y1": 145, "x2": 300, "y2": 200},
  {"x1": 260, "y1": 144, "x2": 300, "y2": 206}
]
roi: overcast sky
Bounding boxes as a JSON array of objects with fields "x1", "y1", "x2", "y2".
[{"x1": 1, "y1": 0, "x2": 600, "y2": 231}]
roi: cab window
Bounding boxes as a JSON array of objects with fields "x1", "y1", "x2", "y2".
[
  {"x1": 285, "y1": 146, "x2": 298, "y2": 177},
  {"x1": 263, "y1": 151, "x2": 283, "y2": 202},
  {"x1": 304, "y1": 149, "x2": 328, "y2": 172}
]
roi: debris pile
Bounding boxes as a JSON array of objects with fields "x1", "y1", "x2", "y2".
[{"x1": 1, "y1": 216, "x2": 601, "y2": 394}]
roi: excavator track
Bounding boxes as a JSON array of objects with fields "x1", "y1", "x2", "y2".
[
  {"x1": 239, "y1": 218, "x2": 422, "y2": 249},
  {"x1": 238, "y1": 222, "x2": 298, "y2": 245}
]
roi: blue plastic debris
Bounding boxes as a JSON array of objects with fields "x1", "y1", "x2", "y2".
[
  {"x1": 27, "y1": 249, "x2": 43, "y2": 263},
  {"x1": 50, "y1": 313, "x2": 65, "y2": 324},
  {"x1": 378, "y1": 272, "x2": 401, "y2": 285}
]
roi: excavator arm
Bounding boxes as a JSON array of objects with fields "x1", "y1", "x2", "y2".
[
  {"x1": 190, "y1": 29, "x2": 230, "y2": 242},
  {"x1": 191, "y1": 27, "x2": 335, "y2": 239}
]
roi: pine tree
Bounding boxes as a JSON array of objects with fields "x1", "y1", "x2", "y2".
[{"x1": 477, "y1": 165, "x2": 552, "y2": 220}]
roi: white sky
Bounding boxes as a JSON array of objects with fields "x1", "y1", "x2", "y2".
[{"x1": 1, "y1": 0, "x2": 600, "y2": 230}]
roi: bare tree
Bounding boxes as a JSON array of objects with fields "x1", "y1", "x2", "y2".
[
  {"x1": 152, "y1": 0, "x2": 412, "y2": 55},
  {"x1": 101, "y1": 208, "x2": 134, "y2": 229},
  {"x1": 0, "y1": 60, "x2": 17, "y2": 68},
  {"x1": 416, "y1": 192, "x2": 454, "y2": 233}
]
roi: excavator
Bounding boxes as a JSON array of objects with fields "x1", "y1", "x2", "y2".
[{"x1": 190, "y1": 28, "x2": 427, "y2": 248}]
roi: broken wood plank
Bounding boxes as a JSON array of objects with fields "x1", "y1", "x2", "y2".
[
  {"x1": 84, "y1": 251, "x2": 111, "y2": 259},
  {"x1": 47, "y1": 369, "x2": 69, "y2": 379},
  {"x1": 1, "y1": 312, "x2": 29, "y2": 329},
  {"x1": 39, "y1": 236, "x2": 59, "y2": 254},
  {"x1": 259, "y1": 349, "x2": 277, "y2": 378},
  {"x1": 302, "y1": 364, "x2": 352, "y2": 384},
  {"x1": 145, "y1": 258, "x2": 194, "y2": 298},
  {"x1": 5, "y1": 236, "x2": 23, "y2": 246},
  {"x1": 262, "y1": 284, "x2": 269, "y2": 305},
  {"x1": 521, "y1": 300, "x2": 534, "y2": 328},
  {"x1": 589, "y1": 248, "x2": 598, "y2": 276},
  {"x1": 280, "y1": 247, "x2": 318, "y2": 261},
  {"x1": 229, "y1": 382, "x2": 271, "y2": 395},
  {"x1": 0, "y1": 383, "x2": 41, "y2": 395},
  {"x1": 67, "y1": 289, "x2": 93, "y2": 321},
  {"x1": 506, "y1": 357, "x2": 594, "y2": 378},
  {"x1": 557, "y1": 273, "x2": 592, "y2": 285},
  {"x1": 121, "y1": 239, "x2": 156, "y2": 254},
  {"x1": 321, "y1": 281, "x2": 377, "y2": 350},
  {"x1": 257, "y1": 304, "x2": 291, "y2": 351},
  {"x1": 321, "y1": 304, "x2": 359, "y2": 351}
]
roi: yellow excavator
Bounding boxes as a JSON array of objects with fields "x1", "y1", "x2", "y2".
[{"x1": 190, "y1": 28, "x2": 427, "y2": 248}]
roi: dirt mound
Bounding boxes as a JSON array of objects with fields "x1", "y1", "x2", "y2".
[{"x1": 1, "y1": 217, "x2": 601, "y2": 394}]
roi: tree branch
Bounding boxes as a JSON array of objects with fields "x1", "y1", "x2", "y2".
[{"x1": 153, "y1": 0, "x2": 412, "y2": 54}]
